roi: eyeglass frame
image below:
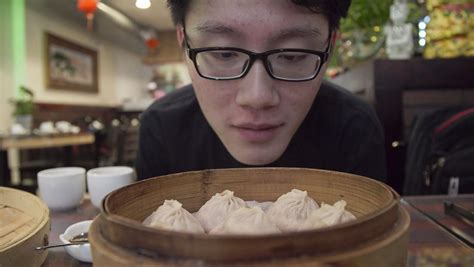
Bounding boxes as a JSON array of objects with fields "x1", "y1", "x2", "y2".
[{"x1": 184, "y1": 31, "x2": 332, "y2": 82}]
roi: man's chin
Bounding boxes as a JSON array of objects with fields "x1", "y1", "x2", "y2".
[{"x1": 227, "y1": 147, "x2": 284, "y2": 166}]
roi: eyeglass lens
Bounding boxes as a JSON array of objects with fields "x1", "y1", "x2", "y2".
[{"x1": 195, "y1": 50, "x2": 322, "y2": 80}]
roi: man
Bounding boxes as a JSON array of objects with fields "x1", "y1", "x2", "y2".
[{"x1": 136, "y1": 0, "x2": 386, "y2": 182}]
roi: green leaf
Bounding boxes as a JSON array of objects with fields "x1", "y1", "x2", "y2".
[{"x1": 10, "y1": 85, "x2": 35, "y2": 116}]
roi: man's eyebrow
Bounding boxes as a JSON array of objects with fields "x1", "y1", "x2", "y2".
[
  {"x1": 193, "y1": 22, "x2": 237, "y2": 34},
  {"x1": 190, "y1": 23, "x2": 324, "y2": 42},
  {"x1": 271, "y1": 27, "x2": 324, "y2": 42}
]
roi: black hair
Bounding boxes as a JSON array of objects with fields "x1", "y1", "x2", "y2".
[{"x1": 167, "y1": 0, "x2": 351, "y2": 32}]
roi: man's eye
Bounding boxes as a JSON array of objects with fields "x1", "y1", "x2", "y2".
[
  {"x1": 209, "y1": 51, "x2": 238, "y2": 60},
  {"x1": 278, "y1": 53, "x2": 308, "y2": 62}
]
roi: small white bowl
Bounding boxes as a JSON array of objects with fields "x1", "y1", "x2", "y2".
[{"x1": 59, "y1": 220, "x2": 92, "y2": 263}]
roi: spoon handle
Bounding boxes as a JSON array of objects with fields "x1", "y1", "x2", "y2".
[{"x1": 35, "y1": 241, "x2": 88, "y2": 250}]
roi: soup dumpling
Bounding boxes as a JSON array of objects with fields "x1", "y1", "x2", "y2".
[
  {"x1": 195, "y1": 190, "x2": 247, "y2": 232},
  {"x1": 143, "y1": 199, "x2": 204, "y2": 234},
  {"x1": 266, "y1": 189, "x2": 319, "y2": 232},
  {"x1": 210, "y1": 206, "x2": 281, "y2": 235},
  {"x1": 298, "y1": 200, "x2": 356, "y2": 231}
]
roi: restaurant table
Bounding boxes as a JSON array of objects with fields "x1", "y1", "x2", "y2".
[
  {"x1": 0, "y1": 133, "x2": 95, "y2": 186},
  {"x1": 403, "y1": 194, "x2": 473, "y2": 266},
  {"x1": 42, "y1": 195, "x2": 474, "y2": 267}
]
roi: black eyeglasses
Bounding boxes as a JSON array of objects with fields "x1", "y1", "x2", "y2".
[{"x1": 184, "y1": 36, "x2": 331, "y2": 82}]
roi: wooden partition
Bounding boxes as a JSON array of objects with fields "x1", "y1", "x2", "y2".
[
  {"x1": 33, "y1": 103, "x2": 119, "y2": 130},
  {"x1": 4, "y1": 103, "x2": 121, "y2": 187}
]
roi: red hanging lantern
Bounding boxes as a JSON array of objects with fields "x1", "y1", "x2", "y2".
[
  {"x1": 145, "y1": 37, "x2": 160, "y2": 59},
  {"x1": 140, "y1": 29, "x2": 160, "y2": 63},
  {"x1": 77, "y1": 0, "x2": 98, "y2": 30},
  {"x1": 146, "y1": 38, "x2": 160, "y2": 49}
]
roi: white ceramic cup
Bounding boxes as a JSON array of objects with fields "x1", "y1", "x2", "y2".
[
  {"x1": 37, "y1": 167, "x2": 86, "y2": 211},
  {"x1": 87, "y1": 166, "x2": 136, "y2": 208}
]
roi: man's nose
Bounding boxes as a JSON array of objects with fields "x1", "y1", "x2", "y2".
[{"x1": 235, "y1": 61, "x2": 279, "y2": 109}]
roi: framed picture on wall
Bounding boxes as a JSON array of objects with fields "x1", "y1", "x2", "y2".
[{"x1": 45, "y1": 32, "x2": 98, "y2": 93}]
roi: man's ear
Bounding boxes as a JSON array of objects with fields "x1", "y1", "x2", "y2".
[
  {"x1": 176, "y1": 26, "x2": 185, "y2": 48},
  {"x1": 329, "y1": 30, "x2": 338, "y2": 55},
  {"x1": 331, "y1": 31, "x2": 338, "y2": 47}
]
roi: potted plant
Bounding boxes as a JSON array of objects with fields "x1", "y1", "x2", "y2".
[
  {"x1": 329, "y1": 0, "x2": 423, "y2": 71},
  {"x1": 10, "y1": 86, "x2": 35, "y2": 133}
]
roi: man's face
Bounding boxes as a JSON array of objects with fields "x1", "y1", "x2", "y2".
[{"x1": 179, "y1": 0, "x2": 330, "y2": 165}]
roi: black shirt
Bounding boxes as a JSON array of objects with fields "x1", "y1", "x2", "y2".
[{"x1": 136, "y1": 81, "x2": 386, "y2": 182}]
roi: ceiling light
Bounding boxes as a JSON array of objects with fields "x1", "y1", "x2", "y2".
[{"x1": 136, "y1": 0, "x2": 151, "y2": 9}]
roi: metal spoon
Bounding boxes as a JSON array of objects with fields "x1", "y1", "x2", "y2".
[
  {"x1": 69, "y1": 232, "x2": 89, "y2": 243},
  {"x1": 35, "y1": 232, "x2": 89, "y2": 250},
  {"x1": 35, "y1": 240, "x2": 88, "y2": 250}
]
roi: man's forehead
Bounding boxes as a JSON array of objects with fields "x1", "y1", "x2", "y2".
[
  {"x1": 190, "y1": 21, "x2": 326, "y2": 42},
  {"x1": 185, "y1": 0, "x2": 329, "y2": 37}
]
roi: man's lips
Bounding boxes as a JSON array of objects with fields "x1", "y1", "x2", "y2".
[
  {"x1": 233, "y1": 123, "x2": 282, "y2": 130},
  {"x1": 232, "y1": 123, "x2": 283, "y2": 142}
]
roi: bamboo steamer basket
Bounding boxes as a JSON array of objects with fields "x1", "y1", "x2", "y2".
[
  {"x1": 90, "y1": 168, "x2": 410, "y2": 266},
  {"x1": 0, "y1": 187, "x2": 50, "y2": 267}
]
